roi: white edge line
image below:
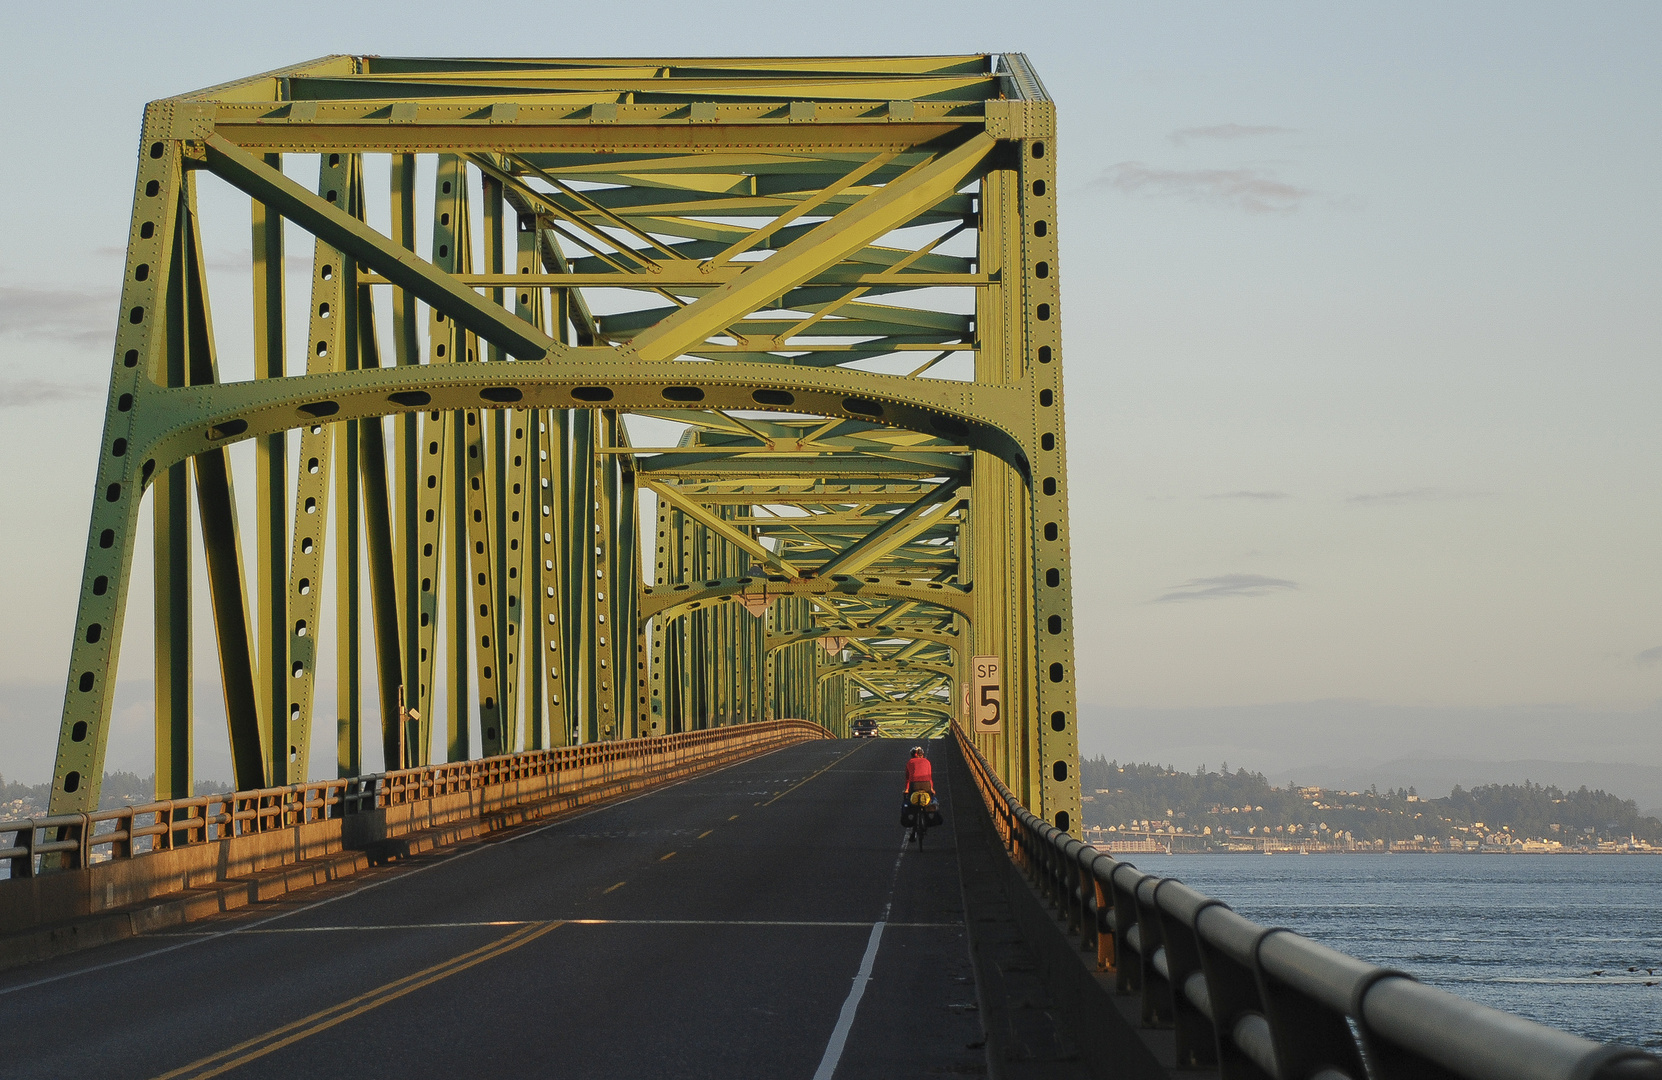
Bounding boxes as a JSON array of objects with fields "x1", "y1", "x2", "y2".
[
  {"x1": 810, "y1": 837, "x2": 910, "y2": 1080},
  {"x1": 150, "y1": 919, "x2": 961, "y2": 935},
  {"x1": 812, "y1": 919, "x2": 887, "y2": 1080}
]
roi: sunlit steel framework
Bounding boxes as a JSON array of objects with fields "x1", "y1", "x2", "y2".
[{"x1": 48, "y1": 54, "x2": 1080, "y2": 830}]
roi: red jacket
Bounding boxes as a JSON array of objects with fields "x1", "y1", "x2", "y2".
[{"x1": 905, "y1": 756, "x2": 934, "y2": 787}]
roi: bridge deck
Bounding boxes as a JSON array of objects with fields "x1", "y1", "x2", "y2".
[{"x1": 1, "y1": 740, "x2": 990, "y2": 1079}]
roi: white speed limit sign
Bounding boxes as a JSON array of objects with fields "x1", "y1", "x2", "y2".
[{"x1": 971, "y1": 655, "x2": 1002, "y2": 734}]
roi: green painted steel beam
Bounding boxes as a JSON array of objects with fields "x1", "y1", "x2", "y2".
[{"x1": 47, "y1": 53, "x2": 1079, "y2": 835}]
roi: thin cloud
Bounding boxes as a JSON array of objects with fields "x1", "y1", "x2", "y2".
[
  {"x1": 0, "y1": 286, "x2": 116, "y2": 346},
  {"x1": 1346, "y1": 488, "x2": 1485, "y2": 506},
  {"x1": 1154, "y1": 574, "x2": 1299, "y2": 603},
  {"x1": 1208, "y1": 491, "x2": 1290, "y2": 501},
  {"x1": 1171, "y1": 124, "x2": 1296, "y2": 146},
  {"x1": 1637, "y1": 647, "x2": 1662, "y2": 666},
  {"x1": 1096, "y1": 162, "x2": 1313, "y2": 214},
  {"x1": 0, "y1": 379, "x2": 98, "y2": 408}
]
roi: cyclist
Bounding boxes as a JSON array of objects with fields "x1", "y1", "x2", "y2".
[
  {"x1": 902, "y1": 746, "x2": 937, "y2": 839},
  {"x1": 904, "y1": 745, "x2": 934, "y2": 798}
]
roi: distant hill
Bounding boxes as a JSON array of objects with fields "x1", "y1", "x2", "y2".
[
  {"x1": 1080, "y1": 759, "x2": 1662, "y2": 846},
  {"x1": 1263, "y1": 757, "x2": 1662, "y2": 820}
]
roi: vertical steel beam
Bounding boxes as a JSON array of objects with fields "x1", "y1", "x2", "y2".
[
  {"x1": 592, "y1": 412, "x2": 618, "y2": 739},
  {"x1": 567, "y1": 409, "x2": 597, "y2": 741},
  {"x1": 252, "y1": 153, "x2": 288, "y2": 787},
  {"x1": 1016, "y1": 103, "x2": 1082, "y2": 832},
  {"x1": 445, "y1": 167, "x2": 507, "y2": 757},
  {"x1": 414, "y1": 156, "x2": 467, "y2": 761},
  {"x1": 513, "y1": 219, "x2": 546, "y2": 750},
  {"x1": 335, "y1": 356, "x2": 361, "y2": 776},
  {"x1": 154, "y1": 197, "x2": 192, "y2": 801},
  {"x1": 279, "y1": 152, "x2": 353, "y2": 785},
  {"x1": 537, "y1": 403, "x2": 570, "y2": 746},
  {"x1": 180, "y1": 179, "x2": 266, "y2": 792},
  {"x1": 485, "y1": 176, "x2": 515, "y2": 747},
  {"x1": 389, "y1": 152, "x2": 422, "y2": 767},
  {"x1": 460, "y1": 398, "x2": 506, "y2": 754},
  {"x1": 332, "y1": 161, "x2": 364, "y2": 778},
  {"x1": 356, "y1": 282, "x2": 403, "y2": 775},
  {"x1": 51, "y1": 103, "x2": 185, "y2": 812}
]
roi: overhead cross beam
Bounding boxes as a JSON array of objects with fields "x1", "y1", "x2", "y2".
[{"x1": 624, "y1": 134, "x2": 995, "y2": 363}]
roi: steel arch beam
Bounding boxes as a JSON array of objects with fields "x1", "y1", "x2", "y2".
[{"x1": 110, "y1": 360, "x2": 1033, "y2": 485}]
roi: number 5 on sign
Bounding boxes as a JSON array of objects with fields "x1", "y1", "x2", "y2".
[{"x1": 972, "y1": 655, "x2": 1002, "y2": 734}]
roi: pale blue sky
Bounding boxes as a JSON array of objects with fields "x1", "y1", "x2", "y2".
[{"x1": 0, "y1": 2, "x2": 1657, "y2": 784}]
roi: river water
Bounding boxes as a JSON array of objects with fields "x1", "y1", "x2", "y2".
[{"x1": 1149, "y1": 853, "x2": 1662, "y2": 1049}]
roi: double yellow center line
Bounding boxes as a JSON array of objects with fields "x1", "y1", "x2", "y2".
[
  {"x1": 761, "y1": 742, "x2": 869, "y2": 806},
  {"x1": 151, "y1": 921, "x2": 563, "y2": 1080}
]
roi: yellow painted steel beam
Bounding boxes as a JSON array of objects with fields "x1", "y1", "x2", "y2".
[
  {"x1": 624, "y1": 134, "x2": 994, "y2": 364},
  {"x1": 200, "y1": 135, "x2": 557, "y2": 361},
  {"x1": 640, "y1": 478, "x2": 801, "y2": 578},
  {"x1": 811, "y1": 483, "x2": 964, "y2": 579}
]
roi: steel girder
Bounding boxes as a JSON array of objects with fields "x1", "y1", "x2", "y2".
[{"x1": 48, "y1": 54, "x2": 1079, "y2": 831}]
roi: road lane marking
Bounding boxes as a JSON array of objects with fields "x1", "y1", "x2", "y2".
[
  {"x1": 698, "y1": 830, "x2": 713, "y2": 839},
  {"x1": 150, "y1": 921, "x2": 562, "y2": 1080},
  {"x1": 659, "y1": 851, "x2": 676, "y2": 861},
  {"x1": 168, "y1": 920, "x2": 960, "y2": 932},
  {"x1": 728, "y1": 815, "x2": 739, "y2": 821},
  {"x1": 604, "y1": 881, "x2": 627, "y2": 893},
  {"x1": 811, "y1": 838, "x2": 910, "y2": 1080},
  {"x1": 0, "y1": 744, "x2": 792, "y2": 999},
  {"x1": 762, "y1": 742, "x2": 869, "y2": 807},
  {"x1": 565, "y1": 918, "x2": 958, "y2": 929}
]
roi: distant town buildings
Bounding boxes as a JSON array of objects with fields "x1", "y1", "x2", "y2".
[{"x1": 1079, "y1": 761, "x2": 1662, "y2": 854}]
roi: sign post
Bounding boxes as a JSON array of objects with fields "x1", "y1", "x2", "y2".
[{"x1": 971, "y1": 655, "x2": 1002, "y2": 735}]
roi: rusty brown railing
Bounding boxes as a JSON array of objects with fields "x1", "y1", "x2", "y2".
[{"x1": 3, "y1": 720, "x2": 827, "y2": 880}]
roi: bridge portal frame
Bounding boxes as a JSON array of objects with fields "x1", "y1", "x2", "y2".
[{"x1": 47, "y1": 54, "x2": 1079, "y2": 830}]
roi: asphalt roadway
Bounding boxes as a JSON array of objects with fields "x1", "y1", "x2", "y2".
[{"x1": 0, "y1": 738, "x2": 989, "y2": 1080}]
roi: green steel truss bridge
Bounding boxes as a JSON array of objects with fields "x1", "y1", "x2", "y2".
[
  {"x1": 47, "y1": 53, "x2": 1077, "y2": 825},
  {"x1": 11, "y1": 54, "x2": 1654, "y2": 1080}
]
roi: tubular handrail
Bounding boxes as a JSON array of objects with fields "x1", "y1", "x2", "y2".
[
  {"x1": 3, "y1": 720, "x2": 828, "y2": 880},
  {"x1": 951, "y1": 722, "x2": 1662, "y2": 1080}
]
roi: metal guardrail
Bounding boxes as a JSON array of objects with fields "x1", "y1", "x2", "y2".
[
  {"x1": 952, "y1": 724, "x2": 1662, "y2": 1080},
  {"x1": 2, "y1": 721, "x2": 827, "y2": 881}
]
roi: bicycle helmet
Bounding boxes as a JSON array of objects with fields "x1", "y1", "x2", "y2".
[{"x1": 911, "y1": 746, "x2": 925, "y2": 757}]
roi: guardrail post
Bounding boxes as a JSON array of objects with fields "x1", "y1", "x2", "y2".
[
  {"x1": 1134, "y1": 874, "x2": 1173, "y2": 1027},
  {"x1": 1255, "y1": 930, "x2": 1379, "y2": 1080},
  {"x1": 1089, "y1": 857, "x2": 1116, "y2": 973},
  {"x1": 1188, "y1": 906, "x2": 1279, "y2": 1080},
  {"x1": 10, "y1": 819, "x2": 36, "y2": 879},
  {"x1": 1060, "y1": 838, "x2": 1087, "y2": 937},
  {"x1": 1151, "y1": 880, "x2": 1221, "y2": 1069}
]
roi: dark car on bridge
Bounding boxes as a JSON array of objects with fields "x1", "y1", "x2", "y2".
[{"x1": 851, "y1": 719, "x2": 879, "y2": 739}]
